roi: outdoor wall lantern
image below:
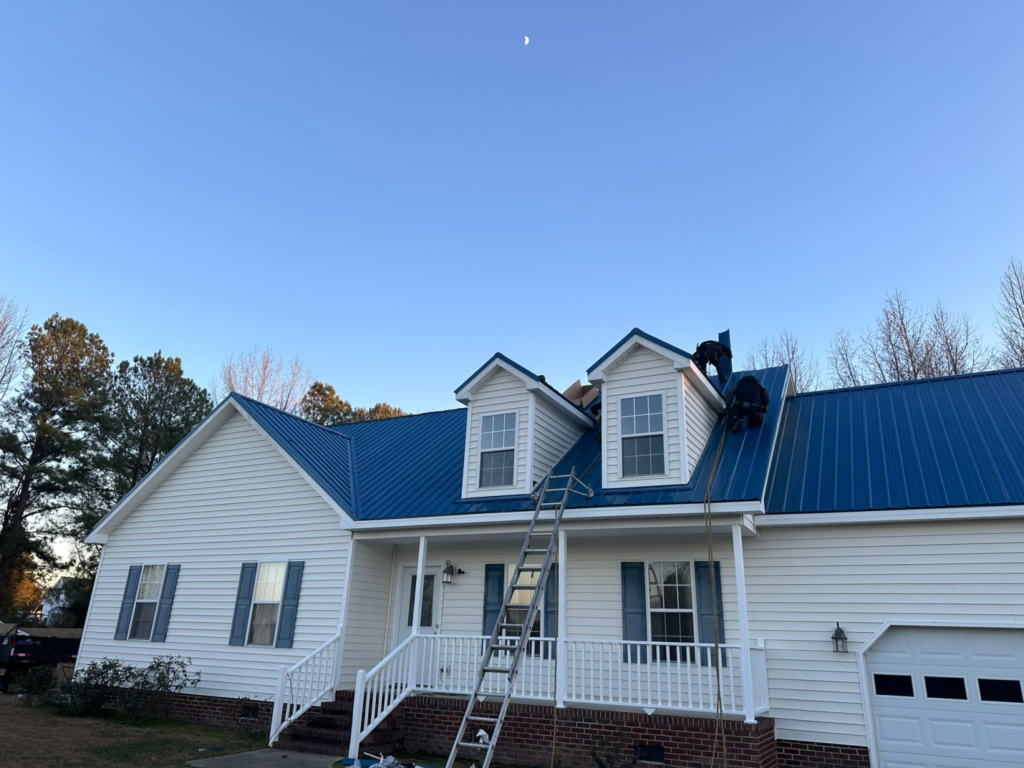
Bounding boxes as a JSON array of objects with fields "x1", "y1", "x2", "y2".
[
  {"x1": 442, "y1": 560, "x2": 464, "y2": 584},
  {"x1": 831, "y1": 622, "x2": 849, "y2": 653}
]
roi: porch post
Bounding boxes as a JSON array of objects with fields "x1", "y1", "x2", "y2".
[
  {"x1": 556, "y1": 528, "x2": 567, "y2": 707},
  {"x1": 409, "y1": 536, "x2": 428, "y2": 687},
  {"x1": 732, "y1": 524, "x2": 756, "y2": 723}
]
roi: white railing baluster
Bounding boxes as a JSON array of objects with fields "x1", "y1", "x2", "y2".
[{"x1": 269, "y1": 632, "x2": 343, "y2": 747}]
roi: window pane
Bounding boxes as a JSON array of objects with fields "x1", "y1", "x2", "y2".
[
  {"x1": 925, "y1": 676, "x2": 967, "y2": 700},
  {"x1": 652, "y1": 453, "x2": 666, "y2": 475},
  {"x1": 623, "y1": 456, "x2": 637, "y2": 477},
  {"x1": 248, "y1": 603, "x2": 279, "y2": 645},
  {"x1": 482, "y1": 432, "x2": 493, "y2": 450},
  {"x1": 651, "y1": 612, "x2": 694, "y2": 644},
  {"x1": 480, "y1": 450, "x2": 515, "y2": 488},
  {"x1": 483, "y1": 415, "x2": 495, "y2": 432},
  {"x1": 874, "y1": 674, "x2": 914, "y2": 697},
  {"x1": 254, "y1": 562, "x2": 285, "y2": 602},
  {"x1": 137, "y1": 565, "x2": 166, "y2": 601},
  {"x1": 979, "y1": 679, "x2": 1024, "y2": 703},
  {"x1": 648, "y1": 395, "x2": 662, "y2": 414},
  {"x1": 635, "y1": 414, "x2": 649, "y2": 434},
  {"x1": 635, "y1": 398, "x2": 648, "y2": 416},
  {"x1": 636, "y1": 454, "x2": 652, "y2": 475},
  {"x1": 623, "y1": 439, "x2": 637, "y2": 458},
  {"x1": 621, "y1": 398, "x2": 634, "y2": 417},
  {"x1": 649, "y1": 412, "x2": 663, "y2": 433},
  {"x1": 407, "y1": 575, "x2": 435, "y2": 628},
  {"x1": 622, "y1": 415, "x2": 635, "y2": 436},
  {"x1": 129, "y1": 602, "x2": 157, "y2": 640}
]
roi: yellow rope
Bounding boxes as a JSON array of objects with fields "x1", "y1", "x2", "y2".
[{"x1": 703, "y1": 425, "x2": 729, "y2": 768}]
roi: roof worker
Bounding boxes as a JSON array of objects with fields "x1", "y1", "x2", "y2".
[
  {"x1": 725, "y1": 374, "x2": 770, "y2": 433},
  {"x1": 692, "y1": 340, "x2": 733, "y2": 383}
]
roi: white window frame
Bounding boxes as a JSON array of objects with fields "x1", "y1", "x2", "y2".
[
  {"x1": 246, "y1": 560, "x2": 288, "y2": 647},
  {"x1": 128, "y1": 562, "x2": 168, "y2": 642},
  {"x1": 645, "y1": 559, "x2": 697, "y2": 648},
  {"x1": 478, "y1": 412, "x2": 518, "y2": 490},
  {"x1": 620, "y1": 392, "x2": 667, "y2": 479}
]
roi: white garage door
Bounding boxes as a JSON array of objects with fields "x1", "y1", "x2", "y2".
[{"x1": 867, "y1": 627, "x2": 1024, "y2": 768}]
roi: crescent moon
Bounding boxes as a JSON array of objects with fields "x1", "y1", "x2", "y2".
[{"x1": 524, "y1": 36, "x2": 530, "y2": 46}]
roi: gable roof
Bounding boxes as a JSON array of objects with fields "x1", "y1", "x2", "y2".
[
  {"x1": 455, "y1": 352, "x2": 542, "y2": 394},
  {"x1": 229, "y1": 394, "x2": 358, "y2": 516},
  {"x1": 331, "y1": 365, "x2": 789, "y2": 520},
  {"x1": 765, "y1": 368, "x2": 1024, "y2": 514},
  {"x1": 587, "y1": 327, "x2": 692, "y2": 377}
]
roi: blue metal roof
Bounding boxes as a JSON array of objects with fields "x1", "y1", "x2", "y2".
[
  {"x1": 230, "y1": 393, "x2": 358, "y2": 516},
  {"x1": 764, "y1": 368, "x2": 1024, "y2": 514},
  {"x1": 455, "y1": 352, "x2": 541, "y2": 394},
  {"x1": 330, "y1": 365, "x2": 789, "y2": 520},
  {"x1": 587, "y1": 328, "x2": 692, "y2": 376}
]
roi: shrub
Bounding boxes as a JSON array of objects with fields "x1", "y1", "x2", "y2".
[
  {"x1": 50, "y1": 655, "x2": 201, "y2": 718},
  {"x1": 16, "y1": 664, "x2": 58, "y2": 701}
]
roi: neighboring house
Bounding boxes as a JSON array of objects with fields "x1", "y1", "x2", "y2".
[
  {"x1": 41, "y1": 577, "x2": 89, "y2": 626},
  {"x1": 76, "y1": 328, "x2": 1024, "y2": 768}
]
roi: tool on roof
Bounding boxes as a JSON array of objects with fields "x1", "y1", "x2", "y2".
[
  {"x1": 445, "y1": 468, "x2": 594, "y2": 768},
  {"x1": 724, "y1": 374, "x2": 770, "y2": 434},
  {"x1": 693, "y1": 339, "x2": 733, "y2": 383}
]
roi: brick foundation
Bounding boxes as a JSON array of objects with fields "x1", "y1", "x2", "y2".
[
  {"x1": 775, "y1": 740, "x2": 870, "y2": 768},
  {"x1": 403, "y1": 695, "x2": 778, "y2": 768},
  {"x1": 142, "y1": 689, "x2": 870, "y2": 768}
]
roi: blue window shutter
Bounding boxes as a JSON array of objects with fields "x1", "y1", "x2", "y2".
[
  {"x1": 695, "y1": 561, "x2": 725, "y2": 665},
  {"x1": 544, "y1": 563, "x2": 558, "y2": 658},
  {"x1": 151, "y1": 565, "x2": 180, "y2": 643},
  {"x1": 114, "y1": 566, "x2": 143, "y2": 641},
  {"x1": 482, "y1": 564, "x2": 504, "y2": 637},
  {"x1": 621, "y1": 562, "x2": 647, "y2": 662},
  {"x1": 275, "y1": 561, "x2": 305, "y2": 649},
  {"x1": 229, "y1": 562, "x2": 258, "y2": 646}
]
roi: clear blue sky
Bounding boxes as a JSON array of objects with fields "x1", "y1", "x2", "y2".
[{"x1": 2, "y1": 2, "x2": 1022, "y2": 413}]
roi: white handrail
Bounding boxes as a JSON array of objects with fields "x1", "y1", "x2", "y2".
[
  {"x1": 269, "y1": 632, "x2": 343, "y2": 746},
  {"x1": 348, "y1": 633, "x2": 419, "y2": 759}
]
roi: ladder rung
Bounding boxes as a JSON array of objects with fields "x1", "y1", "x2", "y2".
[
  {"x1": 524, "y1": 549, "x2": 547, "y2": 555},
  {"x1": 499, "y1": 622, "x2": 523, "y2": 630},
  {"x1": 490, "y1": 644, "x2": 518, "y2": 652},
  {"x1": 482, "y1": 665, "x2": 510, "y2": 673},
  {"x1": 468, "y1": 715, "x2": 498, "y2": 723},
  {"x1": 458, "y1": 742, "x2": 488, "y2": 751},
  {"x1": 518, "y1": 566, "x2": 542, "y2": 572},
  {"x1": 511, "y1": 584, "x2": 537, "y2": 590}
]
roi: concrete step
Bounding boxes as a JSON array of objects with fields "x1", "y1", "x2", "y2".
[{"x1": 273, "y1": 738, "x2": 344, "y2": 757}]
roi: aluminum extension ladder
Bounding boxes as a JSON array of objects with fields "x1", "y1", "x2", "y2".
[{"x1": 444, "y1": 468, "x2": 594, "y2": 768}]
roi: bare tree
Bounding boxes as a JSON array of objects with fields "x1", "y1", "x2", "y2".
[
  {"x1": 828, "y1": 329, "x2": 863, "y2": 388},
  {"x1": 744, "y1": 329, "x2": 821, "y2": 393},
  {"x1": 216, "y1": 347, "x2": 313, "y2": 413},
  {"x1": 829, "y1": 288, "x2": 990, "y2": 387},
  {"x1": 0, "y1": 296, "x2": 28, "y2": 400},
  {"x1": 996, "y1": 257, "x2": 1024, "y2": 368},
  {"x1": 930, "y1": 301, "x2": 989, "y2": 376}
]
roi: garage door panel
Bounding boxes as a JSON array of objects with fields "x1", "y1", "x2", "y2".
[{"x1": 869, "y1": 627, "x2": 1024, "y2": 767}]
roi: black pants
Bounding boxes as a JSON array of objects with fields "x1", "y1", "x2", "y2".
[{"x1": 727, "y1": 404, "x2": 764, "y2": 432}]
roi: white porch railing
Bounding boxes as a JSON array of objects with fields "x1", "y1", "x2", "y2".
[
  {"x1": 269, "y1": 632, "x2": 343, "y2": 746},
  {"x1": 348, "y1": 634, "x2": 769, "y2": 756},
  {"x1": 565, "y1": 639, "x2": 748, "y2": 714},
  {"x1": 348, "y1": 634, "x2": 419, "y2": 758}
]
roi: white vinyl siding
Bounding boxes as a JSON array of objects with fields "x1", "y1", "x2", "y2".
[
  {"x1": 684, "y1": 377, "x2": 717, "y2": 475},
  {"x1": 77, "y1": 411, "x2": 350, "y2": 702},
  {"x1": 532, "y1": 396, "x2": 588, "y2": 487},
  {"x1": 463, "y1": 369, "x2": 530, "y2": 498},
  {"x1": 744, "y1": 519, "x2": 1024, "y2": 748},
  {"x1": 602, "y1": 346, "x2": 684, "y2": 488},
  {"x1": 339, "y1": 541, "x2": 394, "y2": 689},
  {"x1": 379, "y1": 536, "x2": 737, "y2": 646}
]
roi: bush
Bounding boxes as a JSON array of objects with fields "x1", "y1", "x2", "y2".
[
  {"x1": 16, "y1": 664, "x2": 58, "y2": 701},
  {"x1": 50, "y1": 655, "x2": 201, "y2": 718}
]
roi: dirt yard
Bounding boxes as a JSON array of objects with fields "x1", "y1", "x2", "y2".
[{"x1": 0, "y1": 694, "x2": 265, "y2": 768}]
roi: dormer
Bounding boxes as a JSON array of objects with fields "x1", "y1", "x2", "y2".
[
  {"x1": 587, "y1": 329, "x2": 726, "y2": 489},
  {"x1": 456, "y1": 353, "x2": 592, "y2": 499}
]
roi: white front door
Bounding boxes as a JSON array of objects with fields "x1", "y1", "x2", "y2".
[
  {"x1": 395, "y1": 566, "x2": 441, "y2": 647},
  {"x1": 867, "y1": 627, "x2": 1024, "y2": 767}
]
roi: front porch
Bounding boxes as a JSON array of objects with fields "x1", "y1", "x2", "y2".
[{"x1": 270, "y1": 516, "x2": 771, "y2": 756}]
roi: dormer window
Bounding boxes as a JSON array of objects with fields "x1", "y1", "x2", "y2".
[
  {"x1": 479, "y1": 413, "x2": 517, "y2": 488},
  {"x1": 621, "y1": 394, "x2": 665, "y2": 477}
]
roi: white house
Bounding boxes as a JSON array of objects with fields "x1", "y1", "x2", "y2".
[{"x1": 77, "y1": 328, "x2": 1024, "y2": 768}]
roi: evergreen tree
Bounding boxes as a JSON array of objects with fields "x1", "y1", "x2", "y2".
[{"x1": 0, "y1": 315, "x2": 112, "y2": 609}]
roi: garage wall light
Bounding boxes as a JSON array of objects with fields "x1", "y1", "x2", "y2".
[{"x1": 831, "y1": 622, "x2": 849, "y2": 653}]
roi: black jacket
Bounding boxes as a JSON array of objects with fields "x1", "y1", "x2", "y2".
[{"x1": 726, "y1": 375, "x2": 770, "y2": 410}]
